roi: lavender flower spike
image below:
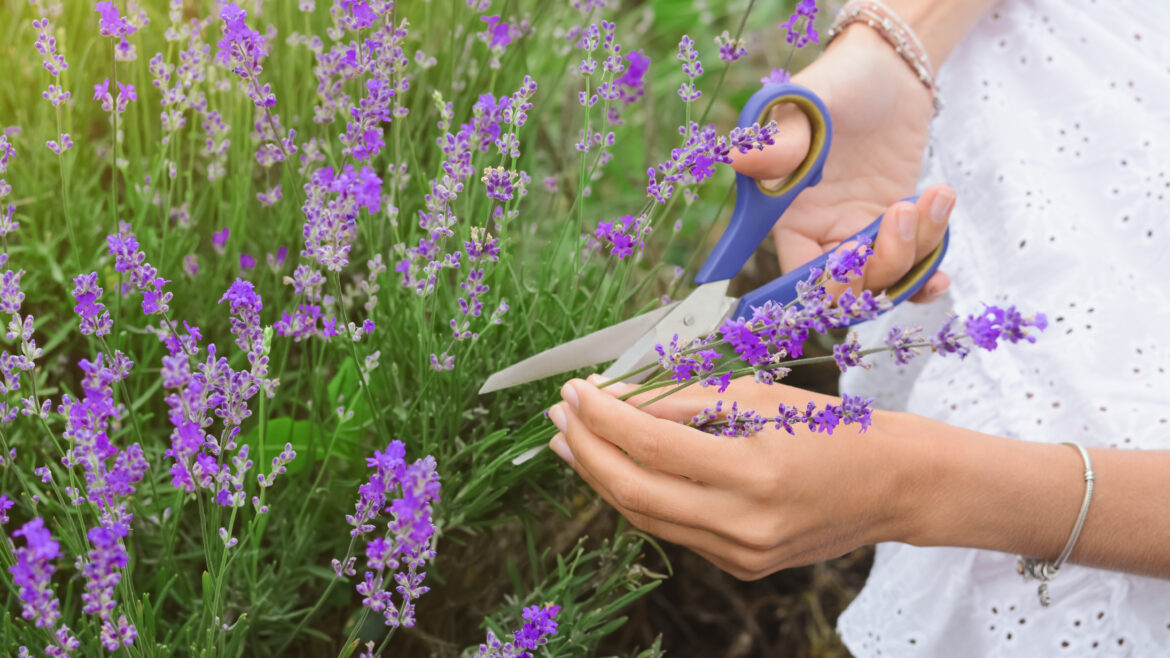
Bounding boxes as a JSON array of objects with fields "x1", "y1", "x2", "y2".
[
  {"x1": 474, "y1": 603, "x2": 562, "y2": 658},
  {"x1": 107, "y1": 223, "x2": 172, "y2": 317},
  {"x1": 216, "y1": 2, "x2": 275, "y2": 107},
  {"x1": 343, "y1": 441, "x2": 441, "y2": 629},
  {"x1": 96, "y1": 2, "x2": 137, "y2": 39},
  {"x1": 9, "y1": 517, "x2": 63, "y2": 628},
  {"x1": 71, "y1": 272, "x2": 113, "y2": 337}
]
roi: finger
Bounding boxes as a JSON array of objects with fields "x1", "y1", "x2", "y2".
[
  {"x1": 552, "y1": 430, "x2": 777, "y2": 577},
  {"x1": 561, "y1": 380, "x2": 737, "y2": 485},
  {"x1": 729, "y1": 102, "x2": 812, "y2": 182},
  {"x1": 914, "y1": 184, "x2": 954, "y2": 265},
  {"x1": 548, "y1": 403, "x2": 715, "y2": 527},
  {"x1": 866, "y1": 185, "x2": 953, "y2": 294},
  {"x1": 862, "y1": 200, "x2": 920, "y2": 291},
  {"x1": 691, "y1": 545, "x2": 772, "y2": 582},
  {"x1": 587, "y1": 374, "x2": 720, "y2": 425},
  {"x1": 908, "y1": 270, "x2": 950, "y2": 303}
]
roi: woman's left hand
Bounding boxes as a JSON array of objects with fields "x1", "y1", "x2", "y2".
[{"x1": 547, "y1": 375, "x2": 925, "y2": 580}]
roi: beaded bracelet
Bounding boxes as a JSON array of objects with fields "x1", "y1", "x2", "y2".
[
  {"x1": 1017, "y1": 441, "x2": 1095, "y2": 607},
  {"x1": 825, "y1": 0, "x2": 943, "y2": 115}
]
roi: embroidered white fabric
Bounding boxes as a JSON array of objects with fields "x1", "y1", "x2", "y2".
[{"x1": 834, "y1": 0, "x2": 1170, "y2": 655}]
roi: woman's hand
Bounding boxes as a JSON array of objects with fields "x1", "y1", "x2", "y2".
[
  {"x1": 546, "y1": 375, "x2": 924, "y2": 580},
  {"x1": 548, "y1": 375, "x2": 1170, "y2": 580},
  {"x1": 736, "y1": 25, "x2": 953, "y2": 302}
]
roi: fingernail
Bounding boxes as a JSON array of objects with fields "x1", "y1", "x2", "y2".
[
  {"x1": 930, "y1": 191, "x2": 955, "y2": 223},
  {"x1": 587, "y1": 374, "x2": 610, "y2": 386},
  {"x1": 897, "y1": 205, "x2": 917, "y2": 240},
  {"x1": 561, "y1": 381, "x2": 580, "y2": 410},
  {"x1": 550, "y1": 433, "x2": 574, "y2": 465},
  {"x1": 548, "y1": 404, "x2": 566, "y2": 432}
]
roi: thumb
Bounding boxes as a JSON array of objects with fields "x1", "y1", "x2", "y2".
[{"x1": 729, "y1": 101, "x2": 813, "y2": 181}]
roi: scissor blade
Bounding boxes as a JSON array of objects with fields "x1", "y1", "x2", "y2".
[
  {"x1": 603, "y1": 280, "x2": 735, "y2": 384},
  {"x1": 478, "y1": 303, "x2": 678, "y2": 394}
]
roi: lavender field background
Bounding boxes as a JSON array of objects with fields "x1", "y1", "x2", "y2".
[{"x1": 0, "y1": 0, "x2": 870, "y2": 655}]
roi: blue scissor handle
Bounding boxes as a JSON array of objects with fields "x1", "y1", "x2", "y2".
[
  {"x1": 695, "y1": 83, "x2": 833, "y2": 284},
  {"x1": 730, "y1": 197, "x2": 951, "y2": 323}
]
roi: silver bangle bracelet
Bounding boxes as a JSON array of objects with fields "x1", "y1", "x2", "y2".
[{"x1": 1017, "y1": 441, "x2": 1095, "y2": 607}]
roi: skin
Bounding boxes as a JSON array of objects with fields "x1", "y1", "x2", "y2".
[{"x1": 548, "y1": 2, "x2": 1170, "y2": 583}]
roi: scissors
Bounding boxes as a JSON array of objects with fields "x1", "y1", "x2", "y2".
[{"x1": 480, "y1": 82, "x2": 949, "y2": 404}]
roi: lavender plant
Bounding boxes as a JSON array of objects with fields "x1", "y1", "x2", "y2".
[{"x1": 0, "y1": 0, "x2": 1043, "y2": 656}]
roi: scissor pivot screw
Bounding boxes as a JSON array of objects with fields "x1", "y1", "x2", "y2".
[{"x1": 683, "y1": 314, "x2": 695, "y2": 326}]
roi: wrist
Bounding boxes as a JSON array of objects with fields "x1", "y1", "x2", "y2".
[
  {"x1": 863, "y1": 0, "x2": 998, "y2": 67},
  {"x1": 863, "y1": 409, "x2": 940, "y2": 546},
  {"x1": 887, "y1": 415, "x2": 1087, "y2": 558},
  {"x1": 825, "y1": 23, "x2": 935, "y2": 120}
]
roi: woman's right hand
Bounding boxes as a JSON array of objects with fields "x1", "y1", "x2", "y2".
[{"x1": 733, "y1": 24, "x2": 953, "y2": 302}]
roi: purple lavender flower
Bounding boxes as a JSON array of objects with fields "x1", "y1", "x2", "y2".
[
  {"x1": 258, "y1": 185, "x2": 282, "y2": 207},
  {"x1": 718, "y1": 316, "x2": 769, "y2": 366},
  {"x1": 302, "y1": 164, "x2": 383, "y2": 272},
  {"x1": 474, "y1": 604, "x2": 561, "y2": 658},
  {"x1": 482, "y1": 167, "x2": 518, "y2": 202},
  {"x1": 100, "y1": 616, "x2": 136, "y2": 652},
  {"x1": 655, "y1": 334, "x2": 720, "y2": 383},
  {"x1": 78, "y1": 522, "x2": 135, "y2": 649},
  {"x1": 481, "y1": 16, "x2": 513, "y2": 49},
  {"x1": 617, "y1": 50, "x2": 650, "y2": 89},
  {"x1": 216, "y1": 2, "x2": 274, "y2": 107},
  {"x1": 832, "y1": 333, "x2": 865, "y2": 371},
  {"x1": 805, "y1": 401, "x2": 840, "y2": 434},
  {"x1": 834, "y1": 288, "x2": 890, "y2": 324},
  {"x1": 96, "y1": 1, "x2": 137, "y2": 39},
  {"x1": 645, "y1": 120, "x2": 777, "y2": 204},
  {"x1": 0, "y1": 259, "x2": 27, "y2": 314},
  {"x1": 931, "y1": 314, "x2": 969, "y2": 358},
  {"x1": 964, "y1": 304, "x2": 1047, "y2": 351},
  {"x1": 212, "y1": 227, "x2": 230, "y2": 253},
  {"x1": 761, "y1": 68, "x2": 791, "y2": 85},
  {"x1": 677, "y1": 34, "x2": 703, "y2": 79},
  {"x1": 341, "y1": 441, "x2": 441, "y2": 629},
  {"x1": 340, "y1": 0, "x2": 378, "y2": 28},
  {"x1": 159, "y1": 311, "x2": 268, "y2": 501},
  {"x1": 838, "y1": 394, "x2": 874, "y2": 432},
  {"x1": 715, "y1": 31, "x2": 747, "y2": 62},
  {"x1": 268, "y1": 246, "x2": 288, "y2": 270},
  {"x1": 825, "y1": 239, "x2": 872, "y2": 283},
  {"x1": 219, "y1": 278, "x2": 268, "y2": 380},
  {"x1": 60, "y1": 351, "x2": 149, "y2": 517},
  {"x1": 92, "y1": 78, "x2": 136, "y2": 113},
  {"x1": 514, "y1": 604, "x2": 561, "y2": 652},
  {"x1": 0, "y1": 134, "x2": 14, "y2": 175},
  {"x1": 429, "y1": 352, "x2": 455, "y2": 371},
  {"x1": 9, "y1": 517, "x2": 62, "y2": 628},
  {"x1": 106, "y1": 224, "x2": 172, "y2": 317},
  {"x1": 719, "y1": 402, "x2": 769, "y2": 437},
  {"x1": 0, "y1": 494, "x2": 12, "y2": 524},
  {"x1": 771, "y1": 403, "x2": 805, "y2": 435},
  {"x1": 593, "y1": 215, "x2": 649, "y2": 260},
  {"x1": 71, "y1": 272, "x2": 113, "y2": 337},
  {"x1": 676, "y1": 35, "x2": 703, "y2": 101},
  {"x1": 33, "y1": 18, "x2": 70, "y2": 78},
  {"x1": 884, "y1": 325, "x2": 924, "y2": 364},
  {"x1": 778, "y1": 0, "x2": 819, "y2": 48},
  {"x1": 240, "y1": 253, "x2": 256, "y2": 269}
]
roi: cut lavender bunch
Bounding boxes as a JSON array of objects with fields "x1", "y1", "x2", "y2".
[{"x1": 606, "y1": 245, "x2": 1046, "y2": 439}]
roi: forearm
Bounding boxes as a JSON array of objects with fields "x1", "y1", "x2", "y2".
[{"x1": 885, "y1": 412, "x2": 1170, "y2": 578}]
